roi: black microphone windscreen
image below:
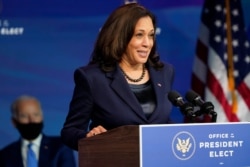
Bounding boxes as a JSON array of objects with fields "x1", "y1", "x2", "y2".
[
  {"x1": 168, "y1": 90, "x2": 196, "y2": 117},
  {"x1": 168, "y1": 90, "x2": 183, "y2": 106},
  {"x1": 185, "y1": 90, "x2": 199, "y2": 102}
]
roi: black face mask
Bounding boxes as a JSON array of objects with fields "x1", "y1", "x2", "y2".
[{"x1": 15, "y1": 122, "x2": 44, "y2": 140}]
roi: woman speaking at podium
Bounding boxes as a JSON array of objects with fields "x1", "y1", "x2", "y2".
[{"x1": 61, "y1": 2, "x2": 175, "y2": 150}]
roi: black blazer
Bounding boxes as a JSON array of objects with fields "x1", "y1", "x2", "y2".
[
  {"x1": 0, "y1": 135, "x2": 76, "y2": 167},
  {"x1": 61, "y1": 63, "x2": 175, "y2": 150}
]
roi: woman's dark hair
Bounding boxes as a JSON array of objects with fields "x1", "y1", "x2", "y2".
[{"x1": 90, "y1": 3, "x2": 164, "y2": 72}]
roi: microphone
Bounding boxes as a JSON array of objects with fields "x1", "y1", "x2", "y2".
[
  {"x1": 168, "y1": 90, "x2": 196, "y2": 118},
  {"x1": 185, "y1": 90, "x2": 217, "y2": 122}
]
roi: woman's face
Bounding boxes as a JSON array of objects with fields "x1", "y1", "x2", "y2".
[{"x1": 122, "y1": 16, "x2": 155, "y2": 66}]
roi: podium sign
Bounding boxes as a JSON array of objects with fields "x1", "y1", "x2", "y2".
[{"x1": 140, "y1": 122, "x2": 250, "y2": 167}]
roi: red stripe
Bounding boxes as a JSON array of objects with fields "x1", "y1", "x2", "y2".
[
  {"x1": 191, "y1": 39, "x2": 209, "y2": 99},
  {"x1": 207, "y1": 69, "x2": 239, "y2": 122},
  {"x1": 237, "y1": 81, "x2": 250, "y2": 109},
  {"x1": 191, "y1": 73, "x2": 205, "y2": 98},
  {"x1": 196, "y1": 39, "x2": 208, "y2": 64}
]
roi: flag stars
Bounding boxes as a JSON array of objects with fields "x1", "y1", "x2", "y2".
[
  {"x1": 224, "y1": 53, "x2": 228, "y2": 60},
  {"x1": 232, "y1": 9, "x2": 239, "y2": 16},
  {"x1": 232, "y1": 24, "x2": 239, "y2": 32},
  {"x1": 215, "y1": 20, "x2": 222, "y2": 27},
  {"x1": 214, "y1": 35, "x2": 221, "y2": 42},
  {"x1": 224, "y1": 38, "x2": 227, "y2": 45},
  {"x1": 234, "y1": 70, "x2": 239, "y2": 77},
  {"x1": 215, "y1": 5, "x2": 222, "y2": 12},
  {"x1": 232, "y1": 40, "x2": 239, "y2": 47},
  {"x1": 233, "y1": 55, "x2": 239, "y2": 62},
  {"x1": 245, "y1": 56, "x2": 250, "y2": 64},
  {"x1": 245, "y1": 41, "x2": 250, "y2": 48}
]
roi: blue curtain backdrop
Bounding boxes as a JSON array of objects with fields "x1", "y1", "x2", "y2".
[{"x1": 1, "y1": 0, "x2": 250, "y2": 150}]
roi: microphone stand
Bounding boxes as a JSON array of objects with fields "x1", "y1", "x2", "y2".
[
  {"x1": 189, "y1": 109, "x2": 217, "y2": 123},
  {"x1": 210, "y1": 111, "x2": 217, "y2": 122}
]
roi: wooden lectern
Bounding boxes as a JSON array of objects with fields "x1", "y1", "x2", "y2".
[{"x1": 78, "y1": 125, "x2": 139, "y2": 167}]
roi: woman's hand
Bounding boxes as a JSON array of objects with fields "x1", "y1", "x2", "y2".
[{"x1": 86, "y1": 125, "x2": 107, "y2": 137}]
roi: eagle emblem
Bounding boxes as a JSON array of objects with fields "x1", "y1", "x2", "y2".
[{"x1": 176, "y1": 137, "x2": 192, "y2": 154}]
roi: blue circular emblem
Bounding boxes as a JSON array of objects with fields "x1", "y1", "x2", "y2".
[{"x1": 172, "y1": 131, "x2": 196, "y2": 160}]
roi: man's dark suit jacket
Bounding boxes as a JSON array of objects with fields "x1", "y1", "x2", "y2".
[
  {"x1": 0, "y1": 134, "x2": 76, "y2": 167},
  {"x1": 61, "y1": 63, "x2": 175, "y2": 150}
]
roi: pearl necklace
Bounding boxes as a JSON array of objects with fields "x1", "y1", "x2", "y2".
[{"x1": 120, "y1": 65, "x2": 146, "y2": 83}]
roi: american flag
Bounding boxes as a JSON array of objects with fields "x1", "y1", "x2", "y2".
[{"x1": 191, "y1": 0, "x2": 250, "y2": 122}]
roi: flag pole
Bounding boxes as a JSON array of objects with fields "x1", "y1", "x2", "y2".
[{"x1": 225, "y1": 0, "x2": 238, "y2": 114}]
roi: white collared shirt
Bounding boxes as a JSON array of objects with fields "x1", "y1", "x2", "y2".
[{"x1": 21, "y1": 134, "x2": 42, "y2": 167}]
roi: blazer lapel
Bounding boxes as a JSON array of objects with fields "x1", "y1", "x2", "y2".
[
  {"x1": 38, "y1": 135, "x2": 50, "y2": 167},
  {"x1": 106, "y1": 67, "x2": 148, "y2": 122},
  {"x1": 147, "y1": 67, "x2": 166, "y2": 120},
  {"x1": 11, "y1": 140, "x2": 24, "y2": 167}
]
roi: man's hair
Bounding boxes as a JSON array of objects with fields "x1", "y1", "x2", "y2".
[{"x1": 11, "y1": 95, "x2": 42, "y2": 118}]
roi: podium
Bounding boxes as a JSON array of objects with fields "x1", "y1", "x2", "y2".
[
  {"x1": 78, "y1": 125, "x2": 139, "y2": 167},
  {"x1": 78, "y1": 123, "x2": 250, "y2": 167}
]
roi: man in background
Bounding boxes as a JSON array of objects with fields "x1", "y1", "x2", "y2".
[{"x1": 0, "y1": 95, "x2": 76, "y2": 167}]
